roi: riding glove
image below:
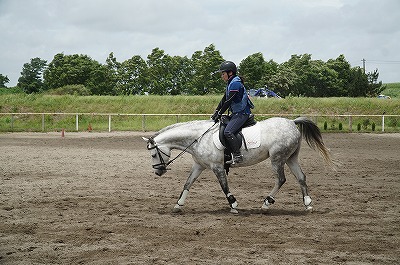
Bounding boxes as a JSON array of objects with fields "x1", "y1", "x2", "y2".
[{"x1": 211, "y1": 110, "x2": 221, "y2": 122}]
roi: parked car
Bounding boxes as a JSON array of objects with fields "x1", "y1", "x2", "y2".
[
  {"x1": 249, "y1": 87, "x2": 282, "y2": 98},
  {"x1": 378, "y1": 94, "x2": 391, "y2": 99}
]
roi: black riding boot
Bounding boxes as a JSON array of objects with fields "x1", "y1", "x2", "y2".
[{"x1": 225, "y1": 135, "x2": 243, "y2": 164}]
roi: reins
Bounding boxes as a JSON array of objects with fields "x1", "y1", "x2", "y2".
[{"x1": 149, "y1": 122, "x2": 218, "y2": 170}]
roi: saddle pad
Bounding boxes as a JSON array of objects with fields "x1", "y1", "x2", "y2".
[{"x1": 213, "y1": 123, "x2": 261, "y2": 150}]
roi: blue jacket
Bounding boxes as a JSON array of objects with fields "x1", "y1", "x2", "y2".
[{"x1": 226, "y1": 76, "x2": 254, "y2": 114}]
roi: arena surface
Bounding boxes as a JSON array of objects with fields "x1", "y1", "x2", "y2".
[{"x1": 1, "y1": 131, "x2": 399, "y2": 264}]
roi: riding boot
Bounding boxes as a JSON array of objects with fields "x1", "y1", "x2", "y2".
[{"x1": 225, "y1": 135, "x2": 243, "y2": 164}]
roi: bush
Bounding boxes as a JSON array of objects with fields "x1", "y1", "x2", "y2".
[
  {"x1": 0, "y1": 86, "x2": 24, "y2": 94},
  {"x1": 362, "y1": 119, "x2": 371, "y2": 130},
  {"x1": 46, "y1": 85, "x2": 91, "y2": 96}
]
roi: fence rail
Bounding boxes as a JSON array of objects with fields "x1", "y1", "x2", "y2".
[{"x1": 1, "y1": 113, "x2": 399, "y2": 132}]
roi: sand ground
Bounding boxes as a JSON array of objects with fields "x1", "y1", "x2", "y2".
[{"x1": 1, "y1": 132, "x2": 399, "y2": 264}]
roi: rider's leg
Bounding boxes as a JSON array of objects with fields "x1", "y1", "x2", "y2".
[
  {"x1": 224, "y1": 134, "x2": 243, "y2": 164},
  {"x1": 224, "y1": 113, "x2": 248, "y2": 164}
]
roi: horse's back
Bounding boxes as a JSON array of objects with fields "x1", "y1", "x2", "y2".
[
  {"x1": 259, "y1": 117, "x2": 301, "y2": 152},
  {"x1": 261, "y1": 117, "x2": 299, "y2": 136}
]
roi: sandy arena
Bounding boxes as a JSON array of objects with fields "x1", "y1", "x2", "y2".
[{"x1": 0, "y1": 131, "x2": 399, "y2": 264}]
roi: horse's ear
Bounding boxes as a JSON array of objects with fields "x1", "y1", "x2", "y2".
[{"x1": 142, "y1": 137, "x2": 149, "y2": 142}]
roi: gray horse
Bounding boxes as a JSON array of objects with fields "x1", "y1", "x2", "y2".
[{"x1": 143, "y1": 117, "x2": 332, "y2": 213}]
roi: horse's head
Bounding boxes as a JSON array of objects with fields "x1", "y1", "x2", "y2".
[{"x1": 142, "y1": 137, "x2": 171, "y2": 176}]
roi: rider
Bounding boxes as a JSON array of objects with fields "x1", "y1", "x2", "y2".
[{"x1": 211, "y1": 61, "x2": 254, "y2": 164}]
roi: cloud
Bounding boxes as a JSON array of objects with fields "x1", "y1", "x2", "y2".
[{"x1": 0, "y1": 0, "x2": 399, "y2": 86}]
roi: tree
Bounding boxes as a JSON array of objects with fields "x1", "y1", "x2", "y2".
[
  {"x1": 282, "y1": 54, "x2": 314, "y2": 96},
  {"x1": 188, "y1": 44, "x2": 224, "y2": 95},
  {"x1": 267, "y1": 65, "x2": 298, "y2": 97},
  {"x1": 86, "y1": 64, "x2": 115, "y2": 95},
  {"x1": 239, "y1": 53, "x2": 266, "y2": 90},
  {"x1": 15, "y1": 48, "x2": 382, "y2": 97},
  {"x1": 44, "y1": 53, "x2": 114, "y2": 95},
  {"x1": 117, "y1": 55, "x2": 148, "y2": 95},
  {"x1": 348, "y1": 67, "x2": 369, "y2": 97},
  {"x1": 168, "y1": 55, "x2": 192, "y2": 95},
  {"x1": 0, "y1": 74, "x2": 9, "y2": 88},
  {"x1": 327, "y1": 55, "x2": 352, "y2": 96},
  {"x1": 105, "y1": 52, "x2": 121, "y2": 94},
  {"x1": 146, "y1": 48, "x2": 174, "y2": 95},
  {"x1": 17, "y1": 57, "x2": 47, "y2": 93},
  {"x1": 366, "y1": 69, "x2": 384, "y2": 97},
  {"x1": 305, "y1": 60, "x2": 341, "y2": 97}
]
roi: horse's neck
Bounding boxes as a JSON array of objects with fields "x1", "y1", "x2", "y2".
[{"x1": 156, "y1": 123, "x2": 206, "y2": 150}]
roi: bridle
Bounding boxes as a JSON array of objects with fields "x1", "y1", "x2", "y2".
[
  {"x1": 147, "y1": 122, "x2": 217, "y2": 171},
  {"x1": 147, "y1": 137, "x2": 171, "y2": 171}
]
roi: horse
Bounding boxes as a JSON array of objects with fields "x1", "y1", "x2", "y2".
[{"x1": 143, "y1": 117, "x2": 333, "y2": 214}]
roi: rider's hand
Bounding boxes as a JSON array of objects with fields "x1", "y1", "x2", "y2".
[{"x1": 211, "y1": 111, "x2": 221, "y2": 122}]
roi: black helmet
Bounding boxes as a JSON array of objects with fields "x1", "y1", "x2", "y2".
[{"x1": 219, "y1": 61, "x2": 237, "y2": 74}]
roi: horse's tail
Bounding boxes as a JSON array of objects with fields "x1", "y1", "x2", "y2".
[{"x1": 294, "y1": 117, "x2": 334, "y2": 167}]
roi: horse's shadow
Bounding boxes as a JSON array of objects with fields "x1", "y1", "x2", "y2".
[{"x1": 159, "y1": 207, "x2": 326, "y2": 217}]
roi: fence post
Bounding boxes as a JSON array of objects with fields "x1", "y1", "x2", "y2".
[
  {"x1": 108, "y1": 115, "x2": 112, "y2": 132},
  {"x1": 11, "y1": 114, "x2": 14, "y2": 131},
  {"x1": 142, "y1": 115, "x2": 146, "y2": 131},
  {"x1": 42, "y1": 114, "x2": 45, "y2": 132},
  {"x1": 76, "y1": 114, "x2": 79, "y2": 131},
  {"x1": 348, "y1": 115, "x2": 352, "y2": 132},
  {"x1": 382, "y1": 115, "x2": 385, "y2": 132}
]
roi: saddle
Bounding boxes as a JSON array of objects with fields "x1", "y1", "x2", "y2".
[{"x1": 219, "y1": 114, "x2": 257, "y2": 174}]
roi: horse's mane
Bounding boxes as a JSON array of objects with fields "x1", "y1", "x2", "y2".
[{"x1": 152, "y1": 119, "x2": 214, "y2": 138}]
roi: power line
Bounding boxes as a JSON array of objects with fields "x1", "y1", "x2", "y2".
[{"x1": 364, "y1": 60, "x2": 400, "y2": 64}]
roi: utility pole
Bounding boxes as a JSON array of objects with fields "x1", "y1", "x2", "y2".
[{"x1": 362, "y1": 58, "x2": 366, "y2": 73}]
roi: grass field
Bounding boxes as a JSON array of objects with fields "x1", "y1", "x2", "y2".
[
  {"x1": 382, "y1": 82, "x2": 400, "y2": 98},
  {"x1": 0, "y1": 86, "x2": 399, "y2": 132}
]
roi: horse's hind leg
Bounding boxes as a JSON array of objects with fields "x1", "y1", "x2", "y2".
[
  {"x1": 262, "y1": 159, "x2": 286, "y2": 209},
  {"x1": 286, "y1": 153, "x2": 313, "y2": 211},
  {"x1": 173, "y1": 163, "x2": 204, "y2": 212}
]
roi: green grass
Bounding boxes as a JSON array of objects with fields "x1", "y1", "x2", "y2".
[
  {"x1": 0, "y1": 93, "x2": 399, "y2": 132},
  {"x1": 381, "y1": 83, "x2": 400, "y2": 98},
  {"x1": 1, "y1": 94, "x2": 399, "y2": 115}
]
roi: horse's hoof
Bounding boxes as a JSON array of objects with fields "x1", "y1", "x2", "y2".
[
  {"x1": 261, "y1": 203, "x2": 269, "y2": 210},
  {"x1": 305, "y1": 205, "x2": 313, "y2": 212},
  {"x1": 173, "y1": 205, "x2": 183, "y2": 213},
  {"x1": 230, "y1": 208, "x2": 239, "y2": 214}
]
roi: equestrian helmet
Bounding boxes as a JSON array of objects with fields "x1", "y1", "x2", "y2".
[{"x1": 219, "y1": 61, "x2": 237, "y2": 74}]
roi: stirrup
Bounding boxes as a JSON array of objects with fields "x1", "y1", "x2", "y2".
[{"x1": 226, "y1": 154, "x2": 243, "y2": 165}]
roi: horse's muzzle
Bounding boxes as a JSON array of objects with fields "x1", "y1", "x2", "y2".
[{"x1": 154, "y1": 167, "x2": 167, "y2": 176}]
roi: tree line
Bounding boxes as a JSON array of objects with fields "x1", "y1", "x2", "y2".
[{"x1": 1, "y1": 44, "x2": 384, "y2": 97}]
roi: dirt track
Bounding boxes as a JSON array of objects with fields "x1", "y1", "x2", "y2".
[{"x1": 1, "y1": 131, "x2": 399, "y2": 264}]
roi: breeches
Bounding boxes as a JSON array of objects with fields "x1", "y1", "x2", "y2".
[{"x1": 224, "y1": 113, "x2": 250, "y2": 138}]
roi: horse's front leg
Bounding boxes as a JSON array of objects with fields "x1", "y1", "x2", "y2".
[
  {"x1": 173, "y1": 163, "x2": 205, "y2": 212},
  {"x1": 212, "y1": 166, "x2": 239, "y2": 214}
]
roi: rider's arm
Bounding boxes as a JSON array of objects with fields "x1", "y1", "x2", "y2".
[
  {"x1": 215, "y1": 94, "x2": 226, "y2": 112},
  {"x1": 217, "y1": 80, "x2": 242, "y2": 114},
  {"x1": 217, "y1": 90, "x2": 238, "y2": 115}
]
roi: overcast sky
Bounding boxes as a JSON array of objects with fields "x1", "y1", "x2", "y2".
[{"x1": 1, "y1": 0, "x2": 399, "y2": 86}]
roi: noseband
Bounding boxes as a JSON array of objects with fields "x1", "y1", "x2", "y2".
[
  {"x1": 147, "y1": 138, "x2": 170, "y2": 171},
  {"x1": 147, "y1": 122, "x2": 217, "y2": 171}
]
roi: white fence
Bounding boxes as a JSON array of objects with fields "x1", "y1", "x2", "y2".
[{"x1": 1, "y1": 113, "x2": 399, "y2": 132}]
